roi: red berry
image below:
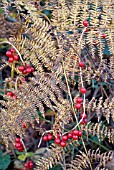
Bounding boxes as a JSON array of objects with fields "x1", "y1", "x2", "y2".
[
  {"x1": 15, "y1": 143, "x2": 22, "y2": 148},
  {"x1": 24, "y1": 163, "x2": 29, "y2": 168},
  {"x1": 102, "y1": 33, "x2": 106, "y2": 39},
  {"x1": 18, "y1": 147, "x2": 24, "y2": 152},
  {"x1": 80, "y1": 87, "x2": 86, "y2": 94},
  {"x1": 47, "y1": 134, "x2": 53, "y2": 140},
  {"x1": 23, "y1": 70, "x2": 27, "y2": 74},
  {"x1": 55, "y1": 138, "x2": 61, "y2": 144},
  {"x1": 18, "y1": 66, "x2": 25, "y2": 72},
  {"x1": 84, "y1": 118, "x2": 88, "y2": 124},
  {"x1": 80, "y1": 120, "x2": 85, "y2": 125},
  {"x1": 6, "y1": 51, "x2": 13, "y2": 57},
  {"x1": 22, "y1": 78, "x2": 26, "y2": 82},
  {"x1": 26, "y1": 64, "x2": 30, "y2": 68},
  {"x1": 75, "y1": 103, "x2": 82, "y2": 109},
  {"x1": 83, "y1": 20, "x2": 89, "y2": 27},
  {"x1": 14, "y1": 55, "x2": 19, "y2": 61},
  {"x1": 15, "y1": 138, "x2": 20, "y2": 143},
  {"x1": 80, "y1": 113, "x2": 87, "y2": 119},
  {"x1": 12, "y1": 94, "x2": 17, "y2": 99},
  {"x1": 57, "y1": 133, "x2": 61, "y2": 138},
  {"x1": 8, "y1": 57, "x2": 14, "y2": 63},
  {"x1": 42, "y1": 135, "x2": 48, "y2": 141},
  {"x1": 78, "y1": 130, "x2": 82, "y2": 136},
  {"x1": 31, "y1": 67, "x2": 34, "y2": 72},
  {"x1": 72, "y1": 135, "x2": 78, "y2": 140},
  {"x1": 21, "y1": 122, "x2": 26, "y2": 128},
  {"x1": 79, "y1": 62, "x2": 85, "y2": 68},
  {"x1": 26, "y1": 67, "x2": 32, "y2": 73},
  {"x1": 85, "y1": 28, "x2": 89, "y2": 32},
  {"x1": 28, "y1": 161, "x2": 34, "y2": 169},
  {"x1": 72, "y1": 130, "x2": 79, "y2": 136},
  {"x1": 10, "y1": 48, "x2": 16, "y2": 53},
  {"x1": 60, "y1": 141, "x2": 66, "y2": 147},
  {"x1": 67, "y1": 133, "x2": 73, "y2": 139},
  {"x1": 7, "y1": 91, "x2": 13, "y2": 97},
  {"x1": 76, "y1": 97, "x2": 83, "y2": 103},
  {"x1": 62, "y1": 135, "x2": 68, "y2": 141}
]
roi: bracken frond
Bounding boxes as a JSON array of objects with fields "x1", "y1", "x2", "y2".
[{"x1": 68, "y1": 149, "x2": 113, "y2": 170}]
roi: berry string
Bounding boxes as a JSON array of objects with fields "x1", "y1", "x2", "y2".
[{"x1": 0, "y1": 41, "x2": 25, "y2": 65}]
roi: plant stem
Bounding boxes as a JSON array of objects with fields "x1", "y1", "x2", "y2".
[{"x1": 83, "y1": 135, "x2": 109, "y2": 151}]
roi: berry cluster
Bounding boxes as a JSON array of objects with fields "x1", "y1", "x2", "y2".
[
  {"x1": 42, "y1": 130, "x2": 82, "y2": 147},
  {"x1": 7, "y1": 91, "x2": 17, "y2": 99},
  {"x1": 75, "y1": 97, "x2": 83, "y2": 109},
  {"x1": 55, "y1": 130, "x2": 82, "y2": 147},
  {"x1": 18, "y1": 64, "x2": 34, "y2": 75},
  {"x1": 15, "y1": 138, "x2": 24, "y2": 152},
  {"x1": 23, "y1": 161, "x2": 34, "y2": 170},
  {"x1": 6, "y1": 48, "x2": 19, "y2": 63},
  {"x1": 42, "y1": 133, "x2": 53, "y2": 141},
  {"x1": 80, "y1": 113, "x2": 88, "y2": 125}
]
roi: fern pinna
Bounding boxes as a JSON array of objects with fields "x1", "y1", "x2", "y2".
[{"x1": 0, "y1": 0, "x2": 114, "y2": 170}]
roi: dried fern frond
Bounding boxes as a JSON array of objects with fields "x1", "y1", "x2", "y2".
[
  {"x1": 0, "y1": 15, "x2": 22, "y2": 38},
  {"x1": 35, "y1": 144, "x2": 65, "y2": 170},
  {"x1": 35, "y1": 139, "x2": 80, "y2": 170},
  {"x1": 68, "y1": 149, "x2": 113, "y2": 170},
  {"x1": 0, "y1": 72, "x2": 73, "y2": 146},
  {"x1": 80, "y1": 121, "x2": 113, "y2": 142}
]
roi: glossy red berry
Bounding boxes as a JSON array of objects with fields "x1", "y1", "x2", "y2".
[
  {"x1": 60, "y1": 141, "x2": 66, "y2": 147},
  {"x1": 23, "y1": 70, "x2": 27, "y2": 74},
  {"x1": 42, "y1": 135, "x2": 48, "y2": 141},
  {"x1": 78, "y1": 130, "x2": 82, "y2": 137},
  {"x1": 102, "y1": 33, "x2": 106, "y2": 39},
  {"x1": 18, "y1": 66, "x2": 25, "y2": 72},
  {"x1": 15, "y1": 138, "x2": 20, "y2": 143},
  {"x1": 80, "y1": 120, "x2": 85, "y2": 125},
  {"x1": 47, "y1": 134, "x2": 53, "y2": 140},
  {"x1": 80, "y1": 113, "x2": 87, "y2": 119},
  {"x1": 72, "y1": 130, "x2": 79, "y2": 136},
  {"x1": 6, "y1": 51, "x2": 13, "y2": 57},
  {"x1": 24, "y1": 163, "x2": 29, "y2": 168},
  {"x1": 62, "y1": 135, "x2": 68, "y2": 141},
  {"x1": 80, "y1": 87, "x2": 86, "y2": 94},
  {"x1": 79, "y1": 62, "x2": 85, "y2": 68},
  {"x1": 26, "y1": 67, "x2": 32, "y2": 73},
  {"x1": 84, "y1": 118, "x2": 88, "y2": 124},
  {"x1": 83, "y1": 20, "x2": 89, "y2": 27},
  {"x1": 55, "y1": 138, "x2": 61, "y2": 144},
  {"x1": 28, "y1": 161, "x2": 34, "y2": 169},
  {"x1": 72, "y1": 135, "x2": 78, "y2": 140},
  {"x1": 75, "y1": 103, "x2": 82, "y2": 109},
  {"x1": 10, "y1": 48, "x2": 16, "y2": 53},
  {"x1": 14, "y1": 55, "x2": 19, "y2": 61},
  {"x1": 7, "y1": 91, "x2": 13, "y2": 97},
  {"x1": 18, "y1": 147, "x2": 24, "y2": 152},
  {"x1": 26, "y1": 64, "x2": 30, "y2": 68},
  {"x1": 76, "y1": 97, "x2": 83, "y2": 103},
  {"x1": 15, "y1": 143, "x2": 22, "y2": 148},
  {"x1": 67, "y1": 133, "x2": 73, "y2": 139},
  {"x1": 31, "y1": 67, "x2": 34, "y2": 72},
  {"x1": 12, "y1": 94, "x2": 17, "y2": 99},
  {"x1": 8, "y1": 57, "x2": 14, "y2": 63}
]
